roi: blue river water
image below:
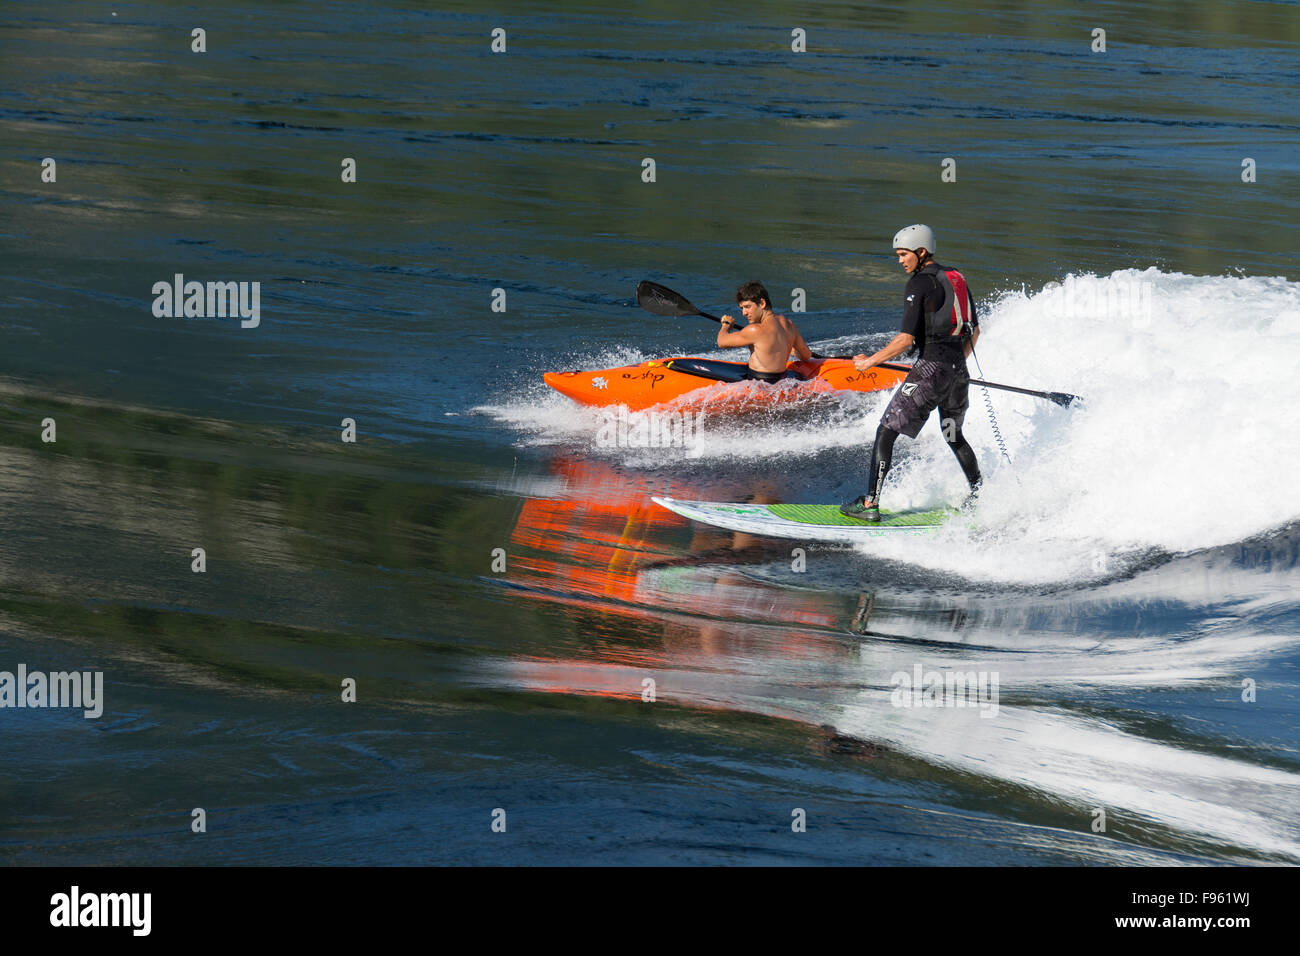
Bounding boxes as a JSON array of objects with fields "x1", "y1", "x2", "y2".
[{"x1": 1, "y1": 0, "x2": 1298, "y2": 865}]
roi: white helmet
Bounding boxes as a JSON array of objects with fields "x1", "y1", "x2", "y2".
[{"x1": 892, "y1": 224, "x2": 935, "y2": 254}]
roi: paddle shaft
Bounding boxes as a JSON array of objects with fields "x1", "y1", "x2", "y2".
[
  {"x1": 821, "y1": 357, "x2": 1078, "y2": 407},
  {"x1": 694, "y1": 306, "x2": 746, "y2": 330},
  {"x1": 674, "y1": 320, "x2": 1078, "y2": 406}
]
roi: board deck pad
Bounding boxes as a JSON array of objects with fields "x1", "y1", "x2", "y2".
[{"x1": 652, "y1": 497, "x2": 957, "y2": 541}]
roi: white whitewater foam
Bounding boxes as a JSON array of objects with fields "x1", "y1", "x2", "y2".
[{"x1": 860, "y1": 269, "x2": 1300, "y2": 582}]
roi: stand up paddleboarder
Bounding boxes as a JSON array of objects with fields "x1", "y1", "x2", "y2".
[
  {"x1": 717, "y1": 281, "x2": 813, "y2": 382},
  {"x1": 840, "y1": 225, "x2": 983, "y2": 522}
]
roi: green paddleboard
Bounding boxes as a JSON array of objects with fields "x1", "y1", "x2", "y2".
[{"x1": 651, "y1": 497, "x2": 957, "y2": 541}]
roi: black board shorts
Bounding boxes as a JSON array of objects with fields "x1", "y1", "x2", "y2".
[
  {"x1": 743, "y1": 367, "x2": 801, "y2": 384},
  {"x1": 880, "y1": 358, "x2": 970, "y2": 438}
]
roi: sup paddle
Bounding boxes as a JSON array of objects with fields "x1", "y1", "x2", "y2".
[
  {"x1": 835, "y1": 359, "x2": 1082, "y2": 408},
  {"x1": 635, "y1": 280, "x2": 1082, "y2": 408}
]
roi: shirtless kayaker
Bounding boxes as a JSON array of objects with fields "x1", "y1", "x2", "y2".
[{"x1": 716, "y1": 281, "x2": 813, "y2": 381}]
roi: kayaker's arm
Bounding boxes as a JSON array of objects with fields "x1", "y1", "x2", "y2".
[
  {"x1": 791, "y1": 329, "x2": 813, "y2": 362},
  {"x1": 964, "y1": 325, "x2": 980, "y2": 358},
  {"x1": 717, "y1": 315, "x2": 756, "y2": 349},
  {"x1": 854, "y1": 332, "x2": 914, "y2": 370}
]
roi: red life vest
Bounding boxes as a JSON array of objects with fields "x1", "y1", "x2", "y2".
[{"x1": 924, "y1": 267, "x2": 974, "y2": 344}]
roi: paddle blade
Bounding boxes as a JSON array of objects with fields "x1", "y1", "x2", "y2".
[
  {"x1": 636, "y1": 280, "x2": 701, "y2": 318},
  {"x1": 1048, "y1": 391, "x2": 1082, "y2": 408}
]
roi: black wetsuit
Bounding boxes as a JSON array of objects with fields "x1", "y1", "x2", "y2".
[{"x1": 865, "y1": 262, "x2": 982, "y2": 500}]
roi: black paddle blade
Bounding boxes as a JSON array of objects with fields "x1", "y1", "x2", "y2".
[
  {"x1": 636, "y1": 280, "x2": 701, "y2": 317},
  {"x1": 1048, "y1": 391, "x2": 1082, "y2": 408}
]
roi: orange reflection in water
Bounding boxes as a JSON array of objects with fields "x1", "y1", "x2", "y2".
[{"x1": 504, "y1": 457, "x2": 856, "y2": 669}]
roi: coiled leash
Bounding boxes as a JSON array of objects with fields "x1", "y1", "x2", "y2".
[{"x1": 972, "y1": 348, "x2": 1013, "y2": 466}]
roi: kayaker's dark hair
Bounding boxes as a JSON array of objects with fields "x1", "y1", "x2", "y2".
[{"x1": 735, "y1": 281, "x2": 770, "y2": 309}]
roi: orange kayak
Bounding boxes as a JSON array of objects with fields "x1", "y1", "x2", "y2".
[{"x1": 544, "y1": 357, "x2": 906, "y2": 411}]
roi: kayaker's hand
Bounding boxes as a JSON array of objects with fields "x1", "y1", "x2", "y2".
[
  {"x1": 720, "y1": 315, "x2": 735, "y2": 328},
  {"x1": 853, "y1": 353, "x2": 874, "y2": 371}
]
